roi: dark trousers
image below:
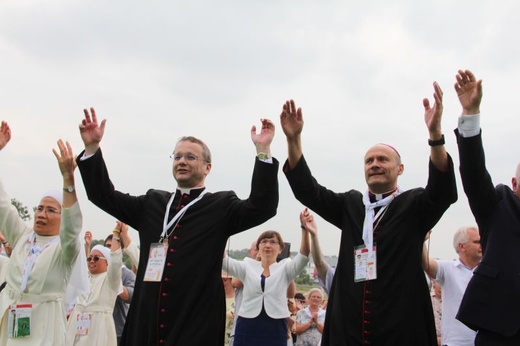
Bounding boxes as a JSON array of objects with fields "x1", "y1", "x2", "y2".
[{"x1": 475, "y1": 329, "x2": 520, "y2": 346}]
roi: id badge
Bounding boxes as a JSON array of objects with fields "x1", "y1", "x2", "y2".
[
  {"x1": 7, "y1": 303, "x2": 32, "y2": 338},
  {"x1": 354, "y1": 244, "x2": 377, "y2": 282},
  {"x1": 144, "y1": 241, "x2": 168, "y2": 282},
  {"x1": 75, "y1": 312, "x2": 92, "y2": 336}
]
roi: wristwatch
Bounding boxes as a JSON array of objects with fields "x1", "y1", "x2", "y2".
[
  {"x1": 63, "y1": 186, "x2": 75, "y2": 193},
  {"x1": 257, "y1": 152, "x2": 271, "y2": 160},
  {"x1": 428, "y1": 134, "x2": 445, "y2": 147}
]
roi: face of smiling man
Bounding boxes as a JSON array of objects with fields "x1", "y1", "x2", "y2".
[
  {"x1": 171, "y1": 140, "x2": 212, "y2": 189},
  {"x1": 364, "y1": 144, "x2": 404, "y2": 194}
]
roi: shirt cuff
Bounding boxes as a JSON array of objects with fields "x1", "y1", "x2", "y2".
[
  {"x1": 258, "y1": 157, "x2": 273, "y2": 164},
  {"x1": 457, "y1": 113, "x2": 481, "y2": 138}
]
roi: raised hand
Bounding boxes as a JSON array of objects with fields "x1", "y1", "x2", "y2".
[
  {"x1": 79, "y1": 107, "x2": 106, "y2": 155},
  {"x1": 52, "y1": 140, "x2": 76, "y2": 179},
  {"x1": 0, "y1": 121, "x2": 12, "y2": 151},
  {"x1": 84, "y1": 231, "x2": 93, "y2": 248},
  {"x1": 454, "y1": 69, "x2": 483, "y2": 115},
  {"x1": 251, "y1": 118, "x2": 275, "y2": 154},
  {"x1": 423, "y1": 82, "x2": 444, "y2": 136},
  {"x1": 116, "y1": 221, "x2": 128, "y2": 235},
  {"x1": 300, "y1": 208, "x2": 317, "y2": 237},
  {"x1": 280, "y1": 100, "x2": 303, "y2": 139}
]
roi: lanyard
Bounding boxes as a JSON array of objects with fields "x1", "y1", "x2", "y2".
[
  {"x1": 21, "y1": 232, "x2": 59, "y2": 291},
  {"x1": 159, "y1": 189, "x2": 208, "y2": 242}
]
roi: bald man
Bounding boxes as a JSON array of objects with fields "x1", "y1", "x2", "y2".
[{"x1": 280, "y1": 82, "x2": 457, "y2": 345}]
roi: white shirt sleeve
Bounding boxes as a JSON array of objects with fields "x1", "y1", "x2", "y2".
[{"x1": 457, "y1": 113, "x2": 481, "y2": 138}]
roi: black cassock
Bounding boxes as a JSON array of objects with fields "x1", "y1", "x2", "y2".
[
  {"x1": 284, "y1": 155, "x2": 457, "y2": 345},
  {"x1": 77, "y1": 149, "x2": 279, "y2": 346}
]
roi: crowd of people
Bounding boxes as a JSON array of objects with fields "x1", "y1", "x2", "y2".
[{"x1": 0, "y1": 68, "x2": 519, "y2": 345}]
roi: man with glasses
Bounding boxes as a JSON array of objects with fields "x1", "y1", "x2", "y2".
[
  {"x1": 0, "y1": 121, "x2": 83, "y2": 345},
  {"x1": 280, "y1": 88, "x2": 457, "y2": 345},
  {"x1": 76, "y1": 108, "x2": 279, "y2": 346}
]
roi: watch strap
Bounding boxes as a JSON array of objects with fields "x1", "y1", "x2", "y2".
[{"x1": 428, "y1": 134, "x2": 445, "y2": 147}]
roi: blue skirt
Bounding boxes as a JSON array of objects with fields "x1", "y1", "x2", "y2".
[{"x1": 234, "y1": 308, "x2": 288, "y2": 346}]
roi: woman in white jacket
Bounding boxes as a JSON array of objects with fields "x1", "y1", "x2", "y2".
[{"x1": 222, "y1": 209, "x2": 311, "y2": 346}]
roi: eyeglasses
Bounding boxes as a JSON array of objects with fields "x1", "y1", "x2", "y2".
[
  {"x1": 170, "y1": 153, "x2": 203, "y2": 162},
  {"x1": 86, "y1": 255, "x2": 106, "y2": 262},
  {"x1": 36, "y1": 206, "x2": 61, "y2": 215},
  {"x1": 259, "y1": 239, "x2": 279, "y2": 245}
]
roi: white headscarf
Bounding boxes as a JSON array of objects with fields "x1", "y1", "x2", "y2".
[
  {"x1": 41, "y1": 190, "x2": 63, "y2": 205},
  {"x1": 91, "y1": 244, "x2": 111, "y2": 265}
]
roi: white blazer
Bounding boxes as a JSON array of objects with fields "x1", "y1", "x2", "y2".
[{"x1": 222, "y1": 253, "x2": 309, "y2": 319}]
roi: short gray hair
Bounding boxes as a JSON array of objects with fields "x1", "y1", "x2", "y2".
[
  {"x1": 452, "y1": 226, "x2": 478, "y2": 254},
  {"x1": 306, "y1": 287, "x2": 324, "y2": 300}
]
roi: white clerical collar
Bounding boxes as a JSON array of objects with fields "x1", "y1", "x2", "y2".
[
  {"x1": 369, "y1": 188, "x2": 398, "y2": 202},
  {"x1": 177, "y1": 186, "x2": 206, "y2": 195}
]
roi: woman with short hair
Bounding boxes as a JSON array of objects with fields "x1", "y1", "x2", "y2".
[{"x1": 222, "y1": 209, "x2": 312, "y2": 346}]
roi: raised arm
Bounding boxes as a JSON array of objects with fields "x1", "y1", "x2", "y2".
[
  {"x1": 301, "y1": 208, "x2": 330, "y2": 279},
  {"x1": 84, "y1": 231, "x2": 92, "y2": 258},
  {"x1": 280, "y1": 100, "x2": 304, "y2": 169},
  {"x1": 421, "y1": 231, "x2": 438, "y2": 279},
  {"x1": 299, "y1": 209, "x2": 311, "y2": 257},
  {"x1": 79, "y1": 107, "x2": 106, "y2": 156},
  {"x1": 108, "y1": 226, "x2": 123, "y2": 291},
  {"x1": 118, "y1": 221, "x2": 140, "y2": 268},
  {"x1": 251, "y1": 118, "x2": 275, "y2": 158},
  {"x1": 423, "y1": 82, "x2": 449, "y2": 172},
  {"x1": 116, "y1": 221, "x2": 129, "y2": 249},
  {"x1": 52, "y1": 140, "x2": 82, "y2": 264},
  {"x1": 52, "y1": 140, "x2": 77, "y2": 209},
  {"x1": 111, "y1": 223, "x2": 122, "y2": 253},
  {"x1": 0, "y1": 123, "x2": 32, "y2": 246}
]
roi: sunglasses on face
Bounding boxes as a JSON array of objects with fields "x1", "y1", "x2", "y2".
[{"x1": 86, "y1": 255, "x2": 106, "y2": 262}]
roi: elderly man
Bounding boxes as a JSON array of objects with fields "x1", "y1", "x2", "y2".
[
  {"x1": 0, "y1": 121, "x2": 82, "y2": 345},
  {"x1": 76, "y1": 108, "x2": 279, "y2": 345},
  {"x1": 280, "y1": 81, "x2": 457, "y2": 345},
  {"x1": 454, "y1": 69, "x2": 520, "y2": 345},
  {"x1": 423, "y1": 227, "x2": 481, "y2": 345}
]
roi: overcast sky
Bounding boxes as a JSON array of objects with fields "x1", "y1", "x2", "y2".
[{"x1": 1, "y1": 1, "x2": 519, "y2": 260}]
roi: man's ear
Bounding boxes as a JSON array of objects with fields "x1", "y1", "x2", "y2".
[
  {"x1": 204, "y1": 162, "x2": 212, "y2": 176},
  {"x1": 397, "y1": 163, "x2": 404, "y2": 176}
]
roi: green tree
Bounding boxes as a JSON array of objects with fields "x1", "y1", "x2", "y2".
[
  {"x1": 11, "y1": 198, "x2": 31, "y2": 221},
  {"x1": 295, "y1": 270, "x2": 312, "y2": 285}
]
